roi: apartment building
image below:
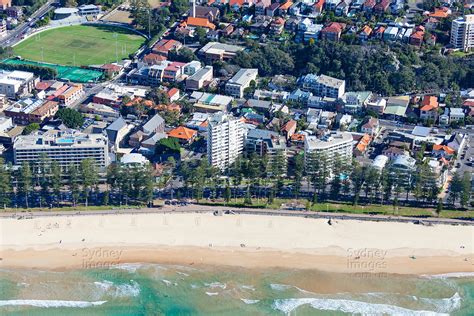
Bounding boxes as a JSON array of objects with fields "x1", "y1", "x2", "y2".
[
  {"x1": 57, "y1": 83, "x2": 84, "y2": 106},
  {"x1": 186, "y1": 65, "x2": 213, "y2": 90},
  {"x1": 300, "y1": 74, "x2": 345, "y2": 99},
  {"x1": 198, "y1": 42, "x2": 245, "y2": 62},
  {"x1": 225, "y1": 68, "x2": 258, "y2": 98},
  {"x1": 13, "y1": 130, "x2": 109, "y2": 170},
  {"x1": 450, "y1": 14, "x2": 474, "y2": 51},
  {"x1": 304, "y1": 131, "x2": 353, "y2": 176},
  {"x1": 207, "y1": 112, "x2": 244, "y2": 170},
  {"x1": 245, "y1": 128, "x2": 287, "y2": 176},
  {"x1": 4, "y1": 98, "x2": 59, "y2": 124},
  {"x1": 0, "y1": 70, "x2": 36, "y2": 98}
]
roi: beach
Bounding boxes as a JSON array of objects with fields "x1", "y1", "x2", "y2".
[{"x1": 0, "y1": 210, "x2": 472, "y2": 275}]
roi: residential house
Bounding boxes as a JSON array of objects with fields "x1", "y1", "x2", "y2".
[
  {"x1": 152, "y1": 39, "x2": 183, "y2": 57},
  {"x1": 366, "y1": 96, "x2": 386, "y2": 115},
  {"x1": 0, "y1": 0, "x2": 11, "y2": 11},
  {"x1": 432, "y1": 144, "x2": 455, "y2": 159},
  {"x1": 373, "y1": 0, "x2": 390, "y2": 14},
  {"x1": 358, "y1": 25, "x2": 372, "y2": 42},
  {"x1": 336, "y1": 0, "x2": 350, "y2": 16},
  {"x1": 255, "y1": 0, "x2": 272, "y2": 15},
  {"x1": 409, "y1": 25, "x2": 425, "y2": 46},
  {"x1": 419, "y1": 95, "x2": 439, "y2": 122},
  {"x1": 354, "y1": 134, "x2": 372, "y2": 156},
  {"x1": 320, "y1": 22, "x2": 346, "y2": 41},
  {"x1": 281, "y1": 119, "x2": 297, "y2": 140},
  {"x1": 439, "y1": 108, "x2": 450, "y2": 125},
  {"x1": 361, "y1": 117, "x2": 379, "y2": 136},
  {"x1": 363, "y1": 0, "x2": 376, "y2": 12},
  {"x1": 303, "y1": 23, "x2": 324, "y2": 42},
  {"x1": 167, "y1": 126, "x2": 197, "y2": 144},
  {"x1": 313, "y1": 0, "x2": 325, "y2": 14},
  {"x1": 185, "y1": 16, "x2": 216, "y2": 30},
  {"x1": 270, "y1": 17, "x2": 285, "y2": 34},
  {"x1": 449, "y1": 108, "x2": 465, "y2": 123},
  {"x1": 342, "y1": 91, "x2": 372, "y2": 114},
  {"x1": 106, "y1": 117, "x2": 130, "y2": 150},
  {"x1": 189, "y1": 6, "x2": 220, "y2": 21},
  {"x1": 167, "y1": 88, "x2": 180, "y2": 102},
  {"x1": 143, "y1": 53, "x2": 167, "y2": 65},
  {"x1": 266, "y1": 2, "x2": 280, "y2": 16}
]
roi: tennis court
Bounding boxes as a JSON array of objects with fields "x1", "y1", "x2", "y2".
[{"x1": 2, "y1": 58, "x2": 104, "y2": 83}]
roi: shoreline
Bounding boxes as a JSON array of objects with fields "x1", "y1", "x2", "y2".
[{"x1": 1, "y1": 211, "x2": 472, "y2": 275}]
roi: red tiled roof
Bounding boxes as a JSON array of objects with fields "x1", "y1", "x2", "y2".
[
  {"x1": 186, "y1": 17, "x2": 216, "y2": 29},
  {"x1": 429, "y1": 7, "x2": 450, "y2": 18},
  {"x1": 420, "y1": 96, "x2": 438, "y2": 111},
  {"x1": 279, "y1": 1, "x2": 293, "y2": 10},
  {"x1": 433, "y1": 144, "x2": 455, "y2": 155},
  {"x1": 35, "y1": 81, "x2": 52, "y2": 91},
  {"x1": 168, "y1": 126, "x2": 197, "y2": 140},
  {"x1": 167, "y1": 87, "x2": 179, "y2": 98},
  {"x1": 322, "y1": 22, "x2": 345, "y2": 34},
  {"x1": 282, "y1": 119, "x2": 297, "y2": 132}
]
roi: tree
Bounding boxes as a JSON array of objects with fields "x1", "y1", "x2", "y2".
[
  {"x1": 460, "y1": 172, "x2": 472, "y2": 208},
  {"x1": 23, "y1": 123, "x2": 40, "y2": 135},
  {"x1": 80, "y1": 159, "x2": 98, "y2": 207},
  {"x1": 436, "y1": 198, "x2": 443, "y2": 217},
  {"x1": 0, "y1": 158, "x2": 11, "y2": 208},
  {"x1": 18, "y1": 162, "x2": 32, "y2": 208},
  {"x1": 448, "y1": 171, "x2": 463, "y2": 205},
  {"x1": 56, "y1": 108, "x2": 84, "y2": 129},
  {"x1": 244, "y1": 185, "x2": 252, "y2": 205},
  {"x1": 168, "y1": 47, "x2": 197, "y2": 63},
  {"x1": 50, "y1": 161, "x2": 62, "y2": 206},
  {"x1": 68, "y1": 165, "x2": 81, "y2": 207},
  {"x1": 224, "y1": 184, "x2": 231, "y2": 203},
  {"x1": 155, "y1": 138, "x2": 181, "y2": 156}
]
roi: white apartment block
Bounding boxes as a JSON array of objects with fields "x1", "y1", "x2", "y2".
[
  {"x1": 207, "y1": 112, "x2": 244, "y2": 170},
  {"x1": 450, "y1": 14, "x2": 474, "y2": 51},
  {"x1": 300, "y1": 74, "x2": 345, "y2": 99},
  {"x1": 0, "y1": 70, "x2": 35, "y2": 98},
  {"x1": 13, "y1": 130, "x2": 109, "y2": 170},
  {"x1": 225, "y1": 68, "x2": 258, "y2": 98},
  {"x1": 304, "y1": 131, "x2": 353, "y2": 175},
  {"x1": 186, "y1": 65, "x2": 213, "y2": 90}
]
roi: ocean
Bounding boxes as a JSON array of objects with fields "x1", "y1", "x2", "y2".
[{"x1": 0, "y1": 264, "x2": 472, "y2": 315}]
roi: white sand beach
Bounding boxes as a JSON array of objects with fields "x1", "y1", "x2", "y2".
[{"x1": 0, "y1": 211, "x2": 472, "y2": 274}]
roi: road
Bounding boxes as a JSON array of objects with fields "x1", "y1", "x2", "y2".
[{"x1": 0, "y1": 0, "x2": 57, "y2": 48}]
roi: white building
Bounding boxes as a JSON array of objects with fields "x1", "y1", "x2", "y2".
[
  {"x1": 304, "y1": 131, "x2": 353, "y2": 175},
  {"x1": 207, "y1": 112, "x2": 244, "y2": 170},
  {"x1": 225, "y1": 68, "x2": 258, "y2": 98},
  {"x1": 13, "y1": 130, "x2": 109, "y2": 170},
  {"x1": 186, "y1": 65, "x2": 213, "y2": 90},
  {"x1": 0, "y1": 70, "x2": 35, "y2": 98},
  {"x1": 78, "y1": 4, "x2": 100, "y2": 16},
  {"x1": 450, "y1": 14, "x2": 474, "y2": 51},
  {"x1": 300, "y1": 74, "x2": 345, "y2": 99}
]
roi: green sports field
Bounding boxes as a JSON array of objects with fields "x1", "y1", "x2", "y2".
[{"x1": 13, "y1": 25, "x2": 146, "y2": 66}]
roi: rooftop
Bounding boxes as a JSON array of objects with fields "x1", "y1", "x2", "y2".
[{"x1": 305, "y1": 131, "x2": 352, "y2": 150}]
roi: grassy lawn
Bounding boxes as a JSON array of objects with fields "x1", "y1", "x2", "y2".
[
  {"x1": 1, "y1": 205, "x2": 142, "y2": 213},
  {"x1": 197, "y1": 198, "x2": 474, "y2": 220},
  {"x1": 13, "y1": 25, "x2": 146, "y2": 66}
]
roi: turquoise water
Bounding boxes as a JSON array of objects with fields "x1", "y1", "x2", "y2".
[{"x1": 0, "y1": 264, "x2": 473, "y2": 315}]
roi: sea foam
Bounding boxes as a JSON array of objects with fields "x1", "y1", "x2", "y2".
[
  {"x1": 422, "y1": 272, "x2": 474, "y2": 279},
  {"x1": 272, "y1": 298, "x2": 451, "y2": 315},
  {"x1": 0, "y1": 300, "x2": 107, "y2": 308},
  {"x1": 241, "y1": 299, "x2": 260, "y2": 304},
  {"x1": 94, "y1": 280, "x2": 140, "y2": 297}
]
